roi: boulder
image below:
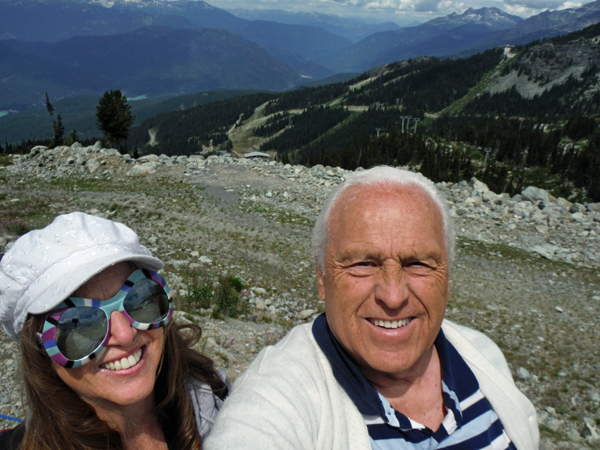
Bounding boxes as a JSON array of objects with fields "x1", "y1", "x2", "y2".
[
  {"x1": 521, "y1": 186, "x2": 550, "y2": 205},
  {"x1": 469, "y1": 177, "x2": 489, "y2": 194},
  {"x1": 587, "y1": 203, "x2": 600, "y2": 213},
  {"x1": 127, "y1": 162, "x2": 161, "y2": 175}
]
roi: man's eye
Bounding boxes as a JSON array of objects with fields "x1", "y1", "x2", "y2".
[
  {"x1": 356, "y1": 261, "x2": 374, "y2": 267},
  {"x1": 406, "y1": 261, "x2": 428, "y2": 268}
]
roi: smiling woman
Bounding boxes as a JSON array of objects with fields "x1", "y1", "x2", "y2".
[{"x1": 0, "y1": 213, "x2": 229, "y2": 450}]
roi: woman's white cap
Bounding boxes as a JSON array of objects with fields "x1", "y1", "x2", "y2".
[{"x1": 0, "y1": 212, "x2": 163, "y2": 341}]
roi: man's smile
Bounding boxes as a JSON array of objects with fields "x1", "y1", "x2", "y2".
[{"x1": 368, "y1": 318, "x2": 413, "y2": 329}]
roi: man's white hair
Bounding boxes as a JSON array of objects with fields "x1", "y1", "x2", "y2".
[{"x1": 312, "y1": 166, "x2": 455, "y2": 273}]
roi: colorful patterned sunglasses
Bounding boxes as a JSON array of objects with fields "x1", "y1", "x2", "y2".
[{"x1": 38, "y1": 269, "x2": 173, "y2": 369}]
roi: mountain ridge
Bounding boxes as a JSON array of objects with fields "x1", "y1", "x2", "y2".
[{"x1": 1, "y1": 26, "x2": 301, "y2": 109}]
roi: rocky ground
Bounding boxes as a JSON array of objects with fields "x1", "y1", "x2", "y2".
[{"x1": 1, "y1": 143, "x2": 599, "y2": 449}]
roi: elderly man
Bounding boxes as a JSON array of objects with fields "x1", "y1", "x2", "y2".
[{"x1": 206, "y1": 166, "x2": 538, "y2": 450}]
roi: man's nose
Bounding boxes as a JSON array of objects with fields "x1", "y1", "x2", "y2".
[
  {"x1": 374, "y1": 268, "x2": 409, "y2": 310},
  {"x1": 107, "y1": 309, "x2": 136, "y2": 345}
]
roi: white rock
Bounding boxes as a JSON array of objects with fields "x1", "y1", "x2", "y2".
[
  {"x1": 469, "y1": 177, "x2": 489, "y2": 193},
  {"x1": 516, "y1": 367, "x2": 531, "y2": 379},
  {"x1": 521, "y1": 186, "x2": 550, "y2": 205},
  {"x1": 298, "y1": 309, "x2": 315, "y2": 320},
  {"x1": 255, "y1": 300, "x2": 266, "y2": 310},
  {"x1": 583, "y1": 417, "x2": 600, "y2": 441}
]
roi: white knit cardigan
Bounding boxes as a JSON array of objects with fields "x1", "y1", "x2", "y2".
[{"x1": 205, "y1": 320, "x2": 539, "y2": 450}]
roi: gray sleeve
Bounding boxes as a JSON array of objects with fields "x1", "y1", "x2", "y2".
[{"x1": 186, "y1": 370, "x2": 231, "y2": 440}]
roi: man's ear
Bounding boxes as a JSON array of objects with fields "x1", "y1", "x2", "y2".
[{"x1": 316, "y1": 267, "x2": 326, "y2": 302}]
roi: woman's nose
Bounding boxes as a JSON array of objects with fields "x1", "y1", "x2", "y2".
[{"x1": 107, "y1": 309, "x2": 137, "y2": 345}]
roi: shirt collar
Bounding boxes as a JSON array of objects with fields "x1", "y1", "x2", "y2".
[{"x1": 312, "y1": 314, "x2": 475, "y2": 425}]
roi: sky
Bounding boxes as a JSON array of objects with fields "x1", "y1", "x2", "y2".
[{"x1": 207, "y1": 0, "x2": 586, "y2": 25}]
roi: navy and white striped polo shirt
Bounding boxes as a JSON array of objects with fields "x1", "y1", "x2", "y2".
[{"x1": 312, "y1": 314, "x2": 516, "y2": 450}]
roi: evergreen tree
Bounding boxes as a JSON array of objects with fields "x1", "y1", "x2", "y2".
[
  {"x1": 45, "y1": 92, "x2": 63, "y2": 148},
  {"x1": 96, "y1": 90, "x2": 135, "y2": 152},
  {"x1": 45, "y1": 92, "x2": 55, "y2": 127},
  {"x1": 50, "y1": 114, "x2": 65, "y2": 148},
  {"x1": 68, "y1": 129, "x2": 80, "y2": 145}
]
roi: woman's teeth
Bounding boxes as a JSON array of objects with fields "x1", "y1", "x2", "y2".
[
  {"x1": 369, "y1": 318, "x2": 412, "y2": 329},
  {"x1": 101, "y1": 348, "x2": 143, "y2": 371}
]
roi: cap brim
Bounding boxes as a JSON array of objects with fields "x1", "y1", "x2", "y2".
[{"x1": 27, "y1": 253, "x2": 164, "y2": 316}]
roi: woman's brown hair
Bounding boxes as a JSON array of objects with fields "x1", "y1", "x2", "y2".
[{"x1": 15, "y1": 315, "x2": 227, "y2": 450}]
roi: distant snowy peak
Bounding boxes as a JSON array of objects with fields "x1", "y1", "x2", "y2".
[
  {"x1": 428, "y1": 7, "x2": 523, "y2": 31},
  {"x1": 89, "y1": 0, "x2": 216, "y2": 9}
]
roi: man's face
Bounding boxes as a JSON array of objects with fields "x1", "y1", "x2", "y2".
[{"x1": 317, "y1": 184, "x2": 449, "y2": 384}]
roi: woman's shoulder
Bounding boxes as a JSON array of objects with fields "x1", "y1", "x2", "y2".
[
  {"x1": 186, "y1": 373, "x2": 230, "y2": 440},
  {"x1": 0, "y1": 426, "x2": 25, "y2": 450}
]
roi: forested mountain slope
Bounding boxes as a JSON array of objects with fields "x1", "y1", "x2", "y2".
[{"x1": 123, "y1": 22, "x2": 600, "y2": 202}]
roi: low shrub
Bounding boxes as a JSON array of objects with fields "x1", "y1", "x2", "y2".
[{"x1": 182, "y1": 268, "x2": 248, "y2": 319}]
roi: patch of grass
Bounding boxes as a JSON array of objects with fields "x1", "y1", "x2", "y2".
[
  {"x1": 181, "y1": 268, "x2": 248, "y2": 319},
  {"x1": 0, "y1": 155, "x2": 13, "y2": 167},
  {"x1": 0, "y1": 219, "x2": 31, "y2": 236},
  {"x1": 182, "y1": 267, "x2": 214, "y2": 310},
  {"x1": 260, "y1": 314, "x2": 273, "y2": 323},
  {"x1": 215, "y1": 274, "x2": 248, "y2": 318}
]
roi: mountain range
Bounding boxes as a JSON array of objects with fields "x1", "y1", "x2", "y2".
[
  {"x1": 4, "y1": 21, "x2": 599, "y2": 146},
  {"x1": 320, "y1": 2, "x2": 600, "y2": 72},
  {"x1": 227, "y1": 8, "x2": 403, "y2": 42},
  {"x1": 1, "y1": 26, "x2": 300, "y2": 110},
  {"x1": 1, "y1": 0, "x2": 600, "y2": 112}
]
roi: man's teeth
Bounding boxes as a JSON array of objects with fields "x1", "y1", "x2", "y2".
[
  {"x1": 369, "y1": 318, "x2": 412, "y2": 329},
  {"x1": 101, "y1": 348, "x2": 143, "y2": 371}
]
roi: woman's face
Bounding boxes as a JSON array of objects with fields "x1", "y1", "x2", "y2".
[{"x1": 53, "y1": 262, "x2": 164, "y2": 414}]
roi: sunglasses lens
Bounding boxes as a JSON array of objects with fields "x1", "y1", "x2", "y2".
[
  {"x1": 55, "y1": 307, "x2": 107, "y2": 361},
  {"x1": 124, "y1": 278, "x2": 169, "y2": 324}
]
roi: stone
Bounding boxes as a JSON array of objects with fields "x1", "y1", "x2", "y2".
[
  {"x1": 583, "y1": 417, "x2": 600, "y2": 441},
  {"x1": 253, "y1": 287, "x2": 267, "y2": 296},
  {"x1": 86, "y1": 158, "x2": 102, "y2": 173},
  {"x1": 546, "y1": 418, "x2": 565, "y2": 432},
  {"x1": 566, "y1": 428, "x2": 582, "y2": 442},
  {"x1": 298, "y1": 309, "x2": 315, "y2": 320},
  {"x1": 516, "y1": 367, "x2": 531, "y2": 379},
  {"x1": 521, "y1": 186, "x2": 550, "y2": 205},
  {"x1": 469, "y1": 177, "x2": 489, "y2": 194},
  {"x1": 555, "y1": 306, "x2": 563, "y2": 313},
  {"x1": 532, "y1": 244, "x2": 558, "y2": 259},
  {"x1": 127, "y1": 162, "x2": 161, "y2": 175},
  {"x1": 255, "y1": 300, "x2": 266, "y2": 310},
  {"x1": 137, "y1": 154, "x2": 159, "y2": 163},
  {"x1": 557, "y1": 197, "x2": 573, "y2": 210},
  {"x1": 198, "y1": 256, "x2": 212, "y2": 264},
  {"x1": 587, "y1": 203, "x2": 600, "y2": 212}
]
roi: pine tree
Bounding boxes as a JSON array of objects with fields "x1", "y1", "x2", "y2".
[
  {"x1": 45, "y1": 92, "x2": 55, "y2": 126},
  {"x1": 50, "y1": 114, "x2": 65, "y2": 148},
  {"x1": 96, "y1": 90, "x2": 135, "y2": 152},
  {"x1": 68, "y1": 129, "x2": 80, "y2": 145}
]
